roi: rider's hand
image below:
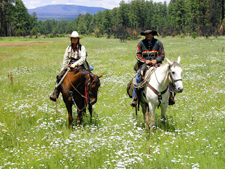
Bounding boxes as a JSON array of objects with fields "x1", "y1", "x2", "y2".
[
  {"x1": 70, "y1": 63, "x2": 76, "y2": 68},
  {"x1": 146, "y1": 60, "x2": 152, "y2": 65},
  {"x1": 151, "y1": 59, "x2": 157, "y2": 65}
]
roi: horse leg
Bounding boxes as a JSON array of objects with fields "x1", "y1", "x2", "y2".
[
  {"x1": 66, "y1": 102, "x2": 73, "y2": 130},
  {"x1": 135, "y1": 106, "x2": 138, "y2": 117},
  {"x1": 140, "y1": 102, "x2": 148, "y2": 129},
  {"x1": 88, "y1": 103, "x2": 93, "y2": 117},
  {"x1": 83, "y1": 109, "x2": 86, "y2": 116},
  {"x1": 161, "y1": 93, "x2": 169, "y2": 126},
  {"x1": 140, "y1": 102, "x2": 146, "y2": 122},
  {"x1": 161, "y1": 104, "x2": 168, "y2": 126},
  {"x1": 77, "y1": 110, "x2": 83, "y2": 126},
  {"x1": 148, "y1": 102, "x2": 156, "y2": 131},
  {"x1": 88, "y1": 103, "x2": 93, "y2": 123},
  {"x1": 144, "y1": 103, "x2": 150, "y2": 132}
]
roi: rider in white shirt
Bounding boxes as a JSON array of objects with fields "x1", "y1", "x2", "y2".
[{"x1": 50, "y1": 31, "x2": 90, "y2": 102}]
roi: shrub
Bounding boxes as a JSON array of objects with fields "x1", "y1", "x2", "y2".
[
  {"x1": 94, "y1": 28, "x2": 101, "y2": 38},
  {"x1": 191, "y1": 32, "x2": 197, "y2": 39},
  {"x1": 30, "y1": 27, "x2": 39, "y2": 36},
  {"x1": 127, "y1": 37, "x2": 131, "y2": 41},
  {"x1": 82, "y1": 34, "x2": 87, "y2": 37},
  {"x1": 16, "y1": 29, "x2": 23, "y2": 36},
  {"x1": 180, "y1": 34, "x2": 185, "y2": 38},
  {"x1": 47, "y1": 34, "x2": 54, "y2": 38},
  {"x1": 59, "y1": 34, "x2": 65, "y2": 37}
]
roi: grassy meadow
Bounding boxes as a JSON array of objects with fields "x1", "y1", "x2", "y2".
[{"x1": 0, "y1": 35, "x2": 225, "y2": 168}]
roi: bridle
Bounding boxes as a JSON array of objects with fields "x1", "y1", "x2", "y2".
[
  {"x1": 147, "y1": 62, "x2": 182, "y2": 107},
  {"x1": 62, "y1": 71, "x2": 92, "y2": 112},
  {"x1": 168, "y1": 63, "x2": 182, "y2": 87}
]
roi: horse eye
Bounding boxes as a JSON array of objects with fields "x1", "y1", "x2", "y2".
[{"x1": 172, "y1": 71, "x2": 175, "y2": 75}]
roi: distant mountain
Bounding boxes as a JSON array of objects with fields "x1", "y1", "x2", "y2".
[{"x1": 28, "y1": 4, "x2": 107, "y2": 21}]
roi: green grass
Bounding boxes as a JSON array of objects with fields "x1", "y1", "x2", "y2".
[{"x1": 0, "y1": 36, "x2": 225, "y2": 168}]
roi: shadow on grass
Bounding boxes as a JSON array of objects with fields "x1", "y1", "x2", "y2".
[
  {"x1": 155, "y1": 114, "x2": 176, "y2": 132},
  {"x1": 71, "y1": 110, "x2": 101, "y2": 129},
  {"x1": 133, "y1": 112, "x2": 176, "y2": 132}
]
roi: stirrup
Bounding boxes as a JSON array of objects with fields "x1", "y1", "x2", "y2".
[
  {"x1": 130, "y1": 103, "x2": 137, "y2": 107},
  {"x1": 130, "y1": 98, "x2": 138, "y2": 107},
  {"x1": 49, "y1": 92, "x2": 57, "y2": 102},
  {"x1": 168, "y1": 97, "x2": 175, "y2": 105},
  {"x1": 49, "y1": 89, "x2": 59, "y2": 102}
]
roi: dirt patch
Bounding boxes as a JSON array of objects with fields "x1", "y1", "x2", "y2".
[
  {"x1": 0, "y1": 43, "x2": 38, "y2": 61},
  {"x1": 0, "y1": 43, "x2": 26, "y2": 47},
  {"x1": 0, "y1": 42, "x2": 49, "y2": 47},
  {"x1": 0, "y1": 41, "x2": 66, "y2": 60},
  {"x1": 0, "y1": 50, "x2": 24, "y2": 61},
  {"x1": 169, "y1": 42, "x2": 186, "y2": 44}
]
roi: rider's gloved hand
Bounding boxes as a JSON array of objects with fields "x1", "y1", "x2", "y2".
[
  {"x1": 70, "y1": 63, "x2": 76, "y2": 68},
  {"x1": 146, "y1": 60, "x2": 152, "y2": 65},
  {"x1": 151, "y1": 59, "x2": 157, "y2": 65}
]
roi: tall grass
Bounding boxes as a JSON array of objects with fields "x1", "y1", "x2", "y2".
[{"x1": 0, "y1": 36, "x2": 224, "y2": 168}]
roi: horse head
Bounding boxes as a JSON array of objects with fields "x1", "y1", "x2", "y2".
[
  {"x1": 166, "y1": 56, "x2": 183, "y2": 93},
  {"x1": 88, "y1": 73, "x2": 103, "y2": 105}
]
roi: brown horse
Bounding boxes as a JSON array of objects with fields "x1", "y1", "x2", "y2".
[{"x1": 61, "y1": 67, "x2": 103, "y2": 128}]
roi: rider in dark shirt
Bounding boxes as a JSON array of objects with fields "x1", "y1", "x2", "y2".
[{"x1": 131, "y1": 30, "x2": 165, "y2": 107}]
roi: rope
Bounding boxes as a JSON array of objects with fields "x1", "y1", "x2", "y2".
[
  {"x1": 133, "y1": 67, "x2": 156, "y2": 89},
  {"x1": 55, "y1": 67, "x2": 71, "y2": 88}
]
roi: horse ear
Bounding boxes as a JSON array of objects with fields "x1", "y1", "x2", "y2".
[
  {"x1": 177, "y1": 56, "x2": 181, "y2": 64},
  {"x1": 89, "y1": 74, "x2": 95, "y2": 81},
  {"x1": 166, "y1": 58, "x2": 173, "y2": 65},
  {"x1": 98, "y1": 73, "x2": 104, "y2": 78}
]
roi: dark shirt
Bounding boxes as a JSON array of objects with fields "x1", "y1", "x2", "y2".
[{"x1": 136, "y1": 37, "x2": 165, "y2": 65}]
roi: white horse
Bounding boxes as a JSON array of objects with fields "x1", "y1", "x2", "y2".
[{"x1": 140, "y1": 56, "x2": 183, "y2": 130}]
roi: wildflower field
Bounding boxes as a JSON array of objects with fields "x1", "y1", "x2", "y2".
[{"x1": 0, "y1": 36, "x2": 224, "y2": 168}]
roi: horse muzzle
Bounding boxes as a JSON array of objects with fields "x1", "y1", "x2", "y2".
[
  {"x1": 175, "y1": 87, "x2": 183, "y2": 93},
  {"x1": 174, "y1": 80, "x2": 183, "y2": 93},
  {"x1": 89, "y1": 98, "x2": 97, "y2": 105}
]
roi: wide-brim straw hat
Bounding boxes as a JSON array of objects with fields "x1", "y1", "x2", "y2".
[
  {"x1": 68, "y1": 31, "x2": 83, "y2": 39},
  {"x1": 141, "y1": 30, "x2": 157, "y2": 36}
]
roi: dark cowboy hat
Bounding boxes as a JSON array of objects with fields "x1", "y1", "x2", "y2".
[{"x1": 141, "y1": 30, "x2": 157, "y2": 36}]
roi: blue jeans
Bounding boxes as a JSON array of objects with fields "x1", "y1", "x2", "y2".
[{"x1": 132, "y1": 74, "x2": 141, "y2": 98}]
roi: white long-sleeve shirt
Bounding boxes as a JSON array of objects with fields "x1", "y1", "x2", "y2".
[{"x1": 61, "y1": 44, "x2": 87, "y2": 70}]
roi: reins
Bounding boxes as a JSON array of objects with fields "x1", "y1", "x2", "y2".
[
  {"x1": 168, "y1": 71, "x2": 182, "y2": 86},
  {"x1": 147, "y1": 62, "x2": 182, "y2": 108},
  {"x1": 62, "y1": 69, "x2": 91, "y2": 112},
  {"x1": 147, "y1": 64, "x2": 169, "y2": 99}
]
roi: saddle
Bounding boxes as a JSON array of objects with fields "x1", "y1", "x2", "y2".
[{"x1": 127, "y1": 66, "x2": 155, "y2": 98}]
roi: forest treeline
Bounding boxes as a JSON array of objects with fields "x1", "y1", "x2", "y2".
[{"x1": 1, "y1": 0, "x2": 225, "y2": 38}]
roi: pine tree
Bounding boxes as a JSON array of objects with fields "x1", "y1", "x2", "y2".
[
  {"x1": 14, "y1": 0, "x2": 31, "y2": 33},
  {"x1": 102, "y1": 9, "x2": 113, "y2": 37},
  {"x1": 0, "y1": 0, "x2": 16, "y2": 36}
]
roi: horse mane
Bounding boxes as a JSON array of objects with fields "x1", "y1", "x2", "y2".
[
  {"x1": 91, "y1": 73, "x2": 100, "y2": 84},
  {"x1": 172, "y1": 61, "x2": 180, "y2": 67},
  {"x1": 71, "y1": 66, "x2": 92, "y2": 76},
  {"x1": 161, "y1": 62, "x2": 169, "y2": 67},
  {"x1": 71, "y1": 67, "x2": 100, "y2": 85},
  {"x1": 161, "y1": 61, "x2": 180, "y2": 68}
]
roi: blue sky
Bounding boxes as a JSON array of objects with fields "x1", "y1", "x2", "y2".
[{"x1": 23, "y1": 0, "x2": 170, "y2": 9}]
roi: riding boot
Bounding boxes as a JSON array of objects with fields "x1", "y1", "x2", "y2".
[
  {"x1": 130, "y1": 93, "x2": 138, "y2": 107},
  {"x1": 49, "y1": 67, "x2": 67, "y2": 102},
  {"x1": 50, "y1": 87, "x2": 61, "y2": 102},
  {"x1": 169, "y1": 91, "x2": 176, "y2": 105},
  {"x1": 168, "y1": 82, "x2": 175, "y2": 105}
]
